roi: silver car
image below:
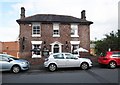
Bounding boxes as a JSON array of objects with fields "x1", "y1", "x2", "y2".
[
  {"x1": 0, "y1": 54, "x2": 30, "y2": 73},
  {"x1": 44, "y1": 53, "x2": 92, "y2": 72}
]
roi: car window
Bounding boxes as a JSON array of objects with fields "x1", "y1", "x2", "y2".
[
  {"x1": 0, "y1": 56, "x2": 2, "y2": 61},
  {"x1": 2, "y1": 56, "x2": 9, "y2": 61},
  {"x1": 10, "y1": 57, "x2": 19, "y2": 60},
  {"x1": 112, "y1": 52, "x2": 120, "y2": 58},
  {"x1": 53, "y1": 54, "x2": 64, "y2": 59},
  {"x1": 65, "y1": 54, "x2": 76, "y2": 59}
]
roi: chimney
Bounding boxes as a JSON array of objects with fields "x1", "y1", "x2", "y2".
[
  {"x1": 81, "y1": 10, "x2": 86, "y2": 20},
  {"x1": 20, "y1": 7, "x2": 25, "y2": 19}
]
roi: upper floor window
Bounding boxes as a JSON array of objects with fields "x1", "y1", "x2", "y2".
[
  {"x1": 53, "y1": 23, "x2": 60, "y2": 37},
  {"x1": 32, "y1": 23, "x2": 41, "y2": 37},
  {"x1": 71, "y1": 24, "x2": 79, "y2": 37}
]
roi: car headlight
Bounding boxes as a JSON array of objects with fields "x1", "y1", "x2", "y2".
[{"x1": 21, "y1": 62, "x2": 26, "y2": 65}]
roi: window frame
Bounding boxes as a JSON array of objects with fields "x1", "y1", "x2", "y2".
[
  {"x1": 32, "y1": 23, "x2": 41, "y2": 37},
  {"x1": 53, "y1": 23, "x2": 60, "y2": 37},
  {"x1": 31, "y1": 41, "x2": 42, "y2": 58},
  {"x1": 71, "y1": 24, "x2": 79, "y2": 37}
]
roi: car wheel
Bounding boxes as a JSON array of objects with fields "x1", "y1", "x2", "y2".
[
  {"x1": 11, "y1": 65, "x2": 21, "y2": 73},
  {"x1": 109, "y1": 61, "x2": 116, "y2": 69},
  {"x1": 81, "y1": 62, "x2": 89, "y2": 70},
  {"x1": 48, "y1": 64, "x2": 57, "y2": 72}
]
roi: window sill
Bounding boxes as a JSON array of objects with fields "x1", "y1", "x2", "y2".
[
  {"x1": 71, "y1": 35, "x2": 79, "y2": 37},
  {"x1": 32, "y1": 55, "x2": 41, "y2": 58},
  {"x1": 53, "y1": 35, "x2": 60, "y2": 37},
  {"x1": 32, "y1": 35, "x2": 41, "y2": 37}
]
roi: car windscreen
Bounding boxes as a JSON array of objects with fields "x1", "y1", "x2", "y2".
[{"x1": 10, "y1": 57, "x2": 19, "y2": 60}]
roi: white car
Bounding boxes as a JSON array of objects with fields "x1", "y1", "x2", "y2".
[{"x1": 44, "y1": 53, "x2": 92, "y2": 72}]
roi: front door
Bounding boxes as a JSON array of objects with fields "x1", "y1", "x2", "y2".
[{"x1": 53, "y1": 44, "x2": 59, "y2": 53}]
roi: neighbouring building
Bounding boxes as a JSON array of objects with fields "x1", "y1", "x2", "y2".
[
  {"x1": 90, "y1": 43, "x2": 96, "y2": 56},
  {"x1": 16, "y1": 7, "x2": 93, "y2": 64},
  {"x1": 0, "y1": 41, "x2": 2, "y2": 53},
  {"x1": 1, "y1": 41, "x2": 19, "y2": 58}
]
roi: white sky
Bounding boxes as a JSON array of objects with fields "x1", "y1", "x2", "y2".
[{"x1": 0, "y1": 0, "x2": 119, "y2": 41}]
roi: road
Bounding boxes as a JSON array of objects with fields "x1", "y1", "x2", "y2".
[{"x1": 1, "y1": 67, "x2": 119, "y2": 85}]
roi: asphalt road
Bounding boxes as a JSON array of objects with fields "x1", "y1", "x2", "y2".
[{"x1": 1, "y1": 67, "x2": 119, "y2": 84}]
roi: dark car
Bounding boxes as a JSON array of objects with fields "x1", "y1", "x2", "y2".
[{"x1": 98, "y1": 51, "x2": 120, "y2": 68}]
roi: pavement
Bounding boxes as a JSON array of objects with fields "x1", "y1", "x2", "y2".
[{"x1": 30, "y1": 64, "x2": 44, "y2": 70}]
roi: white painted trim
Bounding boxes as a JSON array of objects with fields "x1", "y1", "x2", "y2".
[
  {"x1": 53, "y1": 23, "x2": 59, "y2": 30},
  {"x1": 32, "y1": 54, "x2": 41, "y2": 58},
  {"x1": 71, "y1": 35, "x2": 79, "y2": 37},
  {"x1": 50, "y1": 41, "x2": 63, "y2": 45},
  {"x1": 53, "y1": 35, "x2": 60, "y2": 37},
  {"x1": 32, "y1": 35, "x2": 41, "y2": 37},
  {"x1": 31, "y1": 41, "x2": 42, "y2": 58},
  {"x1": 70, "y1": 41, "x2": 80, "y2": 57},
  {"x1": 50, "y1": 41, "x2": 63, "y2": 53},
  {"x1": 70, "y1": 41, "x2": 80, "y2": 44},
  {"x1": 31, "y1": 41, "x2": 42, "y2": 44}
]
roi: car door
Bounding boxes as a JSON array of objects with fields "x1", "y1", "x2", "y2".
[
  {"x1": 118, "y1": 52, "x2": 120, "y2": 65},
  {"x1": 1, "y1": 55, "x2": 12, "y2": 71},
  {"x1": 0, "y1": 56, "x2": 2, "y2": 71},
  {"x1": 112, "y1": 52, "x2": 120, "y2": 65},
  {"x1": 65, "y1": 53, "x2": 80, "y2": 67},
  {"x1": 53, "y1": 53, "x2": 66, "y2": 67}
]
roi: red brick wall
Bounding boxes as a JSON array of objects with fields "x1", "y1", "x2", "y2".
[
  {"x1": 19, "y1": 23, "x2": 91, "y2": 64},
  {"x1": 2, "y1": 41, "x2": 19, "y2": 57}
]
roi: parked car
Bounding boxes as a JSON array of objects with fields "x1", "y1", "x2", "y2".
[
  {"x1": 44, "y1": 53, "x2": 92, "y2": 72},
  {"x1": 0, "y1": 54, "x2": 30, "y2": 73},
  {"x1": 98, "y1": 51, "x2": 120, "y2": 69}
]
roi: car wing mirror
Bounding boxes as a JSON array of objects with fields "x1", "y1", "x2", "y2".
[{"x1": 8, "y1": 58, "x2": 13, "y2": 62}]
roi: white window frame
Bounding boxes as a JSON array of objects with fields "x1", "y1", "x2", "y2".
[
  {"x1": 31, "y1": 41, "x2": 42, "y2": 58},
  {"x1": 53, "y1": 23, "x2": 60, "y2": 37},
  {"x1": 70, "y1": 41, "x2": 80, "y2": 57},
  {"x1": 32, "y1": 23, "x2": 41, "y2": 37},
  {"x1": 71, "y1": 24, "x2": 79, "y2": 37}
]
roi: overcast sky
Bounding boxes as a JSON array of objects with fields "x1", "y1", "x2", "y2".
[{"x1": 0, "y1": 0, "x2": 119, "y2": 41}]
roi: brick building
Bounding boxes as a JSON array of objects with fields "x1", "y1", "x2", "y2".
[
  {"x1": 0, "y1": 41, "x2": 2, "y2": 53},
  {"x1": 16, "y1": 7, "x2": 93, "y2": 64},
  {"x1": 0, "y1": 41, "x2": 19, "y2": 57}
]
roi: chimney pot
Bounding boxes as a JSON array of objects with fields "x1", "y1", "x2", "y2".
[
  {"x1": 20, "y1": 7, "x2": 25, "y2": 19},
  {"x1": 81, "y1": 10, "x2": 86, "y2": 20}
]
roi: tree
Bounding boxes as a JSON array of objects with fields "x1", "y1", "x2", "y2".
[{"x1": 95, "y1": 29, "x2": 120, "y2": 56}]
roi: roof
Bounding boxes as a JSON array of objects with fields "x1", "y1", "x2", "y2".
[{"x1": 16, "y1": 14, "x2": 93, "y2": 24}]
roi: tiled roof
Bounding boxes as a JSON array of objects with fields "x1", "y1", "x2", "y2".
[{"x1": 16, "y1": 14, "x2": 93, "y2": 24}]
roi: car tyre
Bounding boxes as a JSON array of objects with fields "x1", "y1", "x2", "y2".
[
  {"x1": 81, "y1": 62, "x2": 89, "y2": 70},
  {"x1": 48, "y1": 64, "x2": 57, "y2": 72},
  {"x1": 11, "y1": 65, "x2": 21, "y2": 73},
  {"x1": 108, "y1": 61, "x2": 116, "y2": 69}
]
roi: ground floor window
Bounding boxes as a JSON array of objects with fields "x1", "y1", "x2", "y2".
[
  {"x1": 72, "y1": 44, "x2": 79, "y2": 54},
  {"x1": 70, "y1": 41, "x2": 80, "y2": 57},
  {"x1": 31, "y1": 41, "x2": 42, "y2": 58}
]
